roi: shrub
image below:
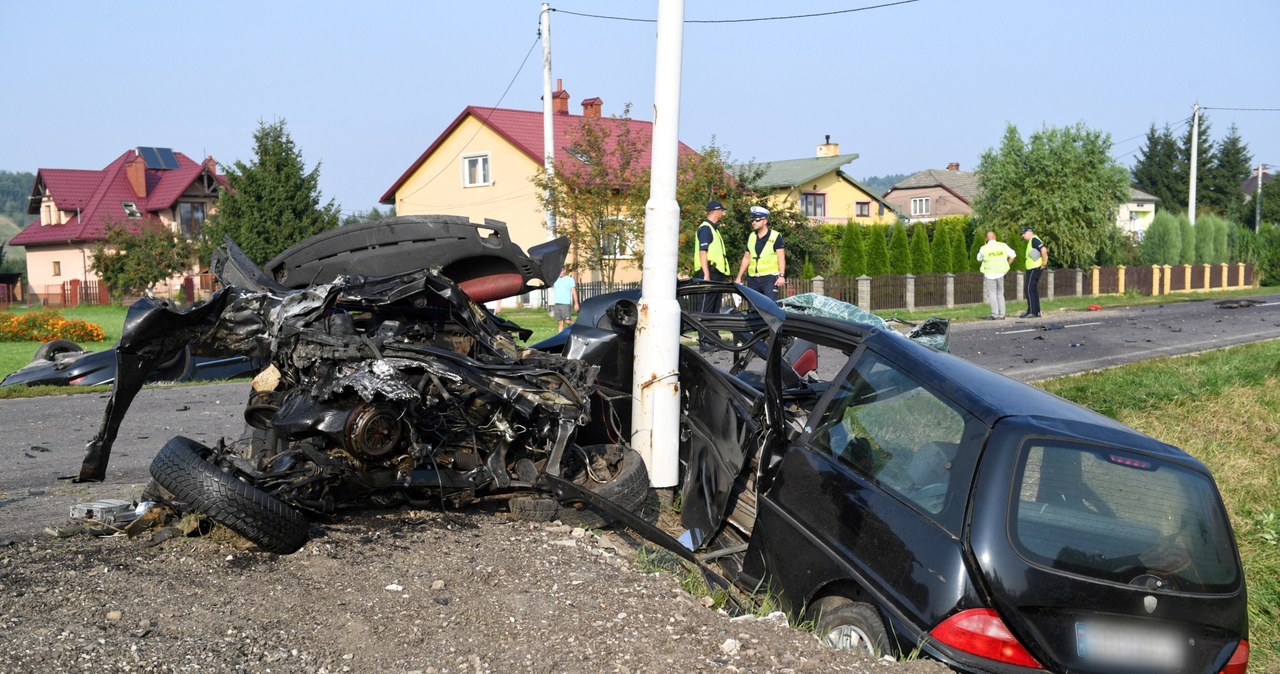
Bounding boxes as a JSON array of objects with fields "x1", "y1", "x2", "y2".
[
  {"x1": 1178, "y1": 216, "x2": 1196, "y2": 264},
  {"x1": 1140, "y1": 211, "x2": 1182, "y2": 265},
  {"x1": 864, "y1": 225, "x2": 889, "y2": 276},
  {"x1": 909, "y1": 224, "x2": 933, "y2": 275},
  {"x1": 887, "y1": 222, "x2": 911, "y2": 274},
  {"x1": 838, "y1": 222, "x2": 866, "y2": 277},
  {"x1": 0, "y1": 309, "x2": 106, "y2": 343}
]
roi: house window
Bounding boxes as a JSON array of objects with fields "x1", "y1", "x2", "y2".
[
  {"x1": 462, "y1": 154, "x2": 491, "y2": 187},
  {"x1": 52, "y1": 261, "x2": 62, "y2": 277},
  {"x1": 911, "y1": 197, "x2": 930, "y2": 216},
  {"x1": 855, "y1": 201, "x2": 871, "y2": 218},
  {"x1": 122, "y1": 201, "x2": 142, "y2": 218},
  {"x1": 600, "y1": 218, "x2": 635, "y2": 259},
  {"x1": 179, "y1": 202, "x2": 207, "y2": 237},
  {"x1": 801, "y1": 193, "x2": 826, "y2": 218}
]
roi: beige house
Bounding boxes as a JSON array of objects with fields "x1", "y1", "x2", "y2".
[
  {"x1": 380, "y1": 85, "x2": 695, "y2": 283},
  {"x1": 10, "y1": 147, "x2": 225, "y2": 303},
  {"x1": 883, "y1": 163, "x2": 979, "y2": 223},
  {"x1": 749, "y1": 138, "x2": 901, "y2": 225},
  {"x1": 1117, "y1": 187, "x2": 1159, "y2": 239}
]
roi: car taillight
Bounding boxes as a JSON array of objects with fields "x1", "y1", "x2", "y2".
[
  {"x1": 1219, "y1": 640, "x2": 1248, "y2": 674},
  {"x1": 68, "y1": 376, "x2": 87, "y2": 386},
  {"x1": 930, "y1": 609, "x2": 1043, "y2": 669}
]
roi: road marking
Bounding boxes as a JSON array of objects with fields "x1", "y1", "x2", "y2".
[{"x1": 996, "y1": 321, "x2": 1103, "y2": 335}]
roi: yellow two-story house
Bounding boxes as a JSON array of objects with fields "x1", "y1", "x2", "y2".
[{"x1": 747, "y1": 138, "x2": 901, "y2": 225}]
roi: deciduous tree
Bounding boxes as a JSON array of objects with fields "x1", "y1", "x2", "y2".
[
  {"x1": 91, "y1": 220, "x2": 198, "y2": 301},
  {"x1": 975, "y1": 122, "x2": 1130, "y2": 269}
]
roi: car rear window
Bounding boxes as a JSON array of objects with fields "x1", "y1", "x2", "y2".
[{"x1": 1012, "y1": 442, "x2": 1239, "y2": 593}]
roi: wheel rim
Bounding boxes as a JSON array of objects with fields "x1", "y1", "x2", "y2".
[{"x1": 825, "y1": 624, "x2": 875, "y2": 654}]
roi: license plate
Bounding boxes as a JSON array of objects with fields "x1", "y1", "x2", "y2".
[{"x1": 1076, "y1": 621, "x2": 1185, "y2": 669}]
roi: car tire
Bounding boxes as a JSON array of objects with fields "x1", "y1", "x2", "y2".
[
  {"x1": 149, "y1": 436, "x2": 310, "y2": 554},
  {"x1": 810, "y1": 597, "x2": 891, "y2": 657},
  {"x1": 510, "y1": 444, "x2": 651, "y2": 528},
  {"x1": 33, "y1": 339, "x2": 83, "y2": 362}
]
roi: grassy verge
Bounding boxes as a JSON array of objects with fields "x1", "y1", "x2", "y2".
[
  {"x1": 0, "y1": 305, "x2": 127, "y2": 381},
  {"x1": 874, "y1": 286, "x2": 1271, "y2": 323},
  {"x1": 1040, "y1": 340, "x2": 1280, "y2": 670}
]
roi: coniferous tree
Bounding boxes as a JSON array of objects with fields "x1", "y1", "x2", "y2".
[
  {"x1": 1204, "y1": 124, "x2": 1252, "y2": 223},
  {"x1": 1194, "y1": 219, "x2": 1216, "y2": 263},
  {"x1": 204, "y1": 119, "x2": 341, "y2": 264},
  {"x1": 968, "y1": 227, "x2": 985, "y2": 271},
  {"x1": 887, "y1": 222, "x2": 911, "y2": 274},
  {"x1": 1132, "y1": 124, "x2": 1182, "y2": 212},
  {"x1": 1140, "y1": 211, "x2": 1182, "y2": 265},
  {"x1": 864, "y1": 225, "x2": 889, "y2": 276},
  {"x1": 908, "y1": 224, "x2": 932, "y2": 275},
  {"x1": 838, "y1": 222, "x2": 866, "y2": 277},
  {"x1": 949, "y1": 221, "x2": 970, "y2": 273},
  {"x1": 931, "y1": 225, "x2": 953, "y2": 272}
]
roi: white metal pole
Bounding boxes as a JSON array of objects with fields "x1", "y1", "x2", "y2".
[
  {"x1": 541, "y1": 3, "x2": 556, "y2": 240},
  {"x1": 1256, "y1": 161, "x2": 1264, "y2": 233},
  {"x1": 1188, "y1": 103, "x2": 1200, "y2": 225},
  {"x1": 632, "y1": 0, "x2": 685, "y2": 489}
]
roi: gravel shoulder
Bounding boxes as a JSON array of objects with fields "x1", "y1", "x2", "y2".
[{"x1": 0, "y1": 507, "x2": 948, "y2": 673}]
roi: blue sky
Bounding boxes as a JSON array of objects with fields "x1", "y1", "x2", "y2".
[{"x1": 4, "y1": 0, "x2": 1277, "y2": 217}]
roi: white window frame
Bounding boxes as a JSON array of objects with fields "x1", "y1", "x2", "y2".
[
  {"x1": 911, "y1": 197, "x2": 931, "y2": 216},
  {"x1": 462, "y1": 153, "x2": 491, "y2": 187}
]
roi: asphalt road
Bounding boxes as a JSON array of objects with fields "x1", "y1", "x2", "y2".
[
  {"x1": 3, "y1": 292, "x2": 1278, "y2": 540},
  {"x1": 947, "y1": 293, "x2": 1280, "y2": 381}
]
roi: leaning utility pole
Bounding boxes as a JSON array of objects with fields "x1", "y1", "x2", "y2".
[
  {"x1": 632, "y1": 0, "x2": 685, "y2": 491},
  {"x1": 1188, "y1": 103, "x2": 1200, "y2": 225},
  {"x1": 540, "y1": 3, "x2": 556, "y2": 240}
]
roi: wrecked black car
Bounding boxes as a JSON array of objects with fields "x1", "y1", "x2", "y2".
[
  {"x1": 78, "y1": 216, "x2": 651, "y2": 554},
  {"x1": 1, "y1": 338, "x2": 260, "y2": 387},
  {"x1": 566, "y1": 284, "x2": 1247, "y2": 674}
]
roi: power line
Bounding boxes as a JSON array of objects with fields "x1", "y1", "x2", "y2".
[
  {"x1": 552, "y1": 1, "x2": 919, "y2": 24},
  {"x1": 396, "y1": 35, "x2": 541, "y2": 203},
  {"x1": 1202, "y1": 106, "x2": 1280, "y2": 112}
]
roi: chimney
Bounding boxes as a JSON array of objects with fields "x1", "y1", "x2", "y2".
[
  {"x1": 552, "y1": 78, "x2": 569, "y2": 115},
  {"x1": 126, "y1": 154, "x2": 147, "y2": 198},
  {"x1": 816, "y1": 135, "x2": 839, "y2": 157},
  {"x1": 946, "y1": 162, "x2": 960, "y2": 171},
  {"x1": 581, "y1": 97, "x2": 602, "y2": 119}
]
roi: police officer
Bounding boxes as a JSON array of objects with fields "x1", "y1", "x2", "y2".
[
  {"x1": 1020, "y1": 226, "x2": 1048, "y2": 318},
  {"x1": 734, "y1": 206, "x2": 786, "y2": 301},
  {"x1": 693, "y1": 200, "x2": 730, "y2": 314},
  {"x1": 976, "y1": 231, "x2": 1016, "y2": 320}
]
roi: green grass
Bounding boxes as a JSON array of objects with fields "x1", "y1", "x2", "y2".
[
  {"x1": 0, "y1": 305, "x2": 127, "y2": 382},
  {"x1": 1040, "y1": 340, "x2": 1280, "y2": 671},
  {"x1": 874, "y1": 285, "x2": 1270, "y2": 323}
]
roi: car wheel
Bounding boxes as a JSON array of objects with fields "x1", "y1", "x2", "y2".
[
  {"x1": 149, "y1": 436, "x2": 311, "y2": 554},
  {"x1": 510, "y1": 444, "x2": 652, "y2": 528},
  {"x1": 810, "y1": 597, "x2": 891, "y2": 657},
  {"x1": 33, "y1": 339, "x2": 83, "y2": 362}
]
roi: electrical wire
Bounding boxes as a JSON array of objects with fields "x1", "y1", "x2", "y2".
[
  {"x1": 552, "y1": 1, "x2": 919, "y2": 24},
  {"x1": 395, "y1": 35, "x2": 541, "y2": 204},
  {"x1": 1202, "y1": 107, "x2": 1280, "y2": 112}
]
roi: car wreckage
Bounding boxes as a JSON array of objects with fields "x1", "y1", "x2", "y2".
[{"x1": 76, "y1": 215, "x2": 1248, "y2": 674}]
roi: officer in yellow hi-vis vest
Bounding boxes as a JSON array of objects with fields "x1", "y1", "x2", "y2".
[
  {"x1": 1019, "y1": 226, "x2": 1048, "y2": 318},
  {"x1": 693, "y1": 200, "x2": 730, "y2": 315},
  {"x1": 976, "y1": 231, "x2": 1016, "y2": 320},
  {"x1": 734, "y1": 206, "x2": 786, "y2": 301}
]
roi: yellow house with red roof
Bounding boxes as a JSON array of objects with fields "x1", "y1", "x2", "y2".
[
  {"x1": 10, "y1": 147, "x2": 226, "y2": 303},
  {"x1": 380, "y1": 84, "x2": 696, "y2": 283}
]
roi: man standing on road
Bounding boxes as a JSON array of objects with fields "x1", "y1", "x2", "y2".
[
  {"x1": 977, "y1": 231, "x2": 1016, "y2": 320},
  {"x1": 734, "y1": 206, "x2": 786, "y2": 301},
  {"x1": 551, "y1": 267, "x2": 579, "y2": 332},
  {"x1": 693, "y1": 200, "x2": 731, "y2": 314},
  {"x1": 1020, "y1": 226, "x2": 1048, "y2": 318}
]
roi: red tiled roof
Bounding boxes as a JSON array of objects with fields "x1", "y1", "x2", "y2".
[
  {"x1": 380, "y1": 105, "x2": 698, "y2": 204},
  {"x1": 10, "y1": 150, "x2": 226, "y2": 247}
]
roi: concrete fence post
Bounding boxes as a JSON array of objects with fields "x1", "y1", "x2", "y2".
[
  {"x1": 1045, "y1": 269, "x2": 1055, "y2": 301},
  {"x1": 1182, "y1": 264, "x2": 1191, "y2": 291},
  {"x1": 1154, "y1": 265, "x2": 1164, "y2": 295},
  {"x1": 1219, "y1": 263, "x2": 1229, "y2": 289},
  {"x1": 1161, "y1": 265, "x2": 1172, "y2": 295},
  {"x1": 1236, "y1": 262, "x2": 1246, "y2": 288},
  {"x1": 1090, "y1": 266, "x2": 1100, "y2": 295},
  {"x1": 944, "y1": 273, "x2": 955, "y2": 309},
  {"x1": 1075, "y1": 268, "x2": 1083, "y2": 297},
  {"x1": 812, "y1": 276, "x2": 825, "y2": 297},
  {"x1": 1117, "y1": 265, "x2": 1127, "y2": 295},
  {"x1": 857, "y1": 275, "x2": 872, "y2": 311},
  {"x1": 905, "y1": 274, "x2": 916, "y2": 313},
  {"x1": 1015, "y1": 270, "x2": 1025, "y2": 303},
  {"x1": 1201, "y1": 264, "x2": 1212, "y2": 290}
]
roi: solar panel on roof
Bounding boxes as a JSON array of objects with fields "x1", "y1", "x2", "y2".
[{"x1": 137, "y1": 146, "x2": 180, "y2": 170}]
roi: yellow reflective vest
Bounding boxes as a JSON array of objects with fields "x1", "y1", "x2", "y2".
[
  {"x1": 692, "y1": 220, "x2": 729, "y2": 275},
  {"x1": 1024, "y1": 237, "x2": 1044, "y2": 270},
  {"x1": 746, "y1": 229, "x2": 781, "y2": 276},
  {"x1": 978, "y1": 240, "x2": 1014, "y2": 275}
]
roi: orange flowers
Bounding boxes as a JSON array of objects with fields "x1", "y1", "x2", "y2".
[{"x1": 0, "y1": 309, "x2": 106, "y2": 343}]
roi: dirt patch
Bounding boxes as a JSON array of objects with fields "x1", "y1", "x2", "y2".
[{"x1": 0, "y1": 508, "x2": 949, "y2": 673}]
